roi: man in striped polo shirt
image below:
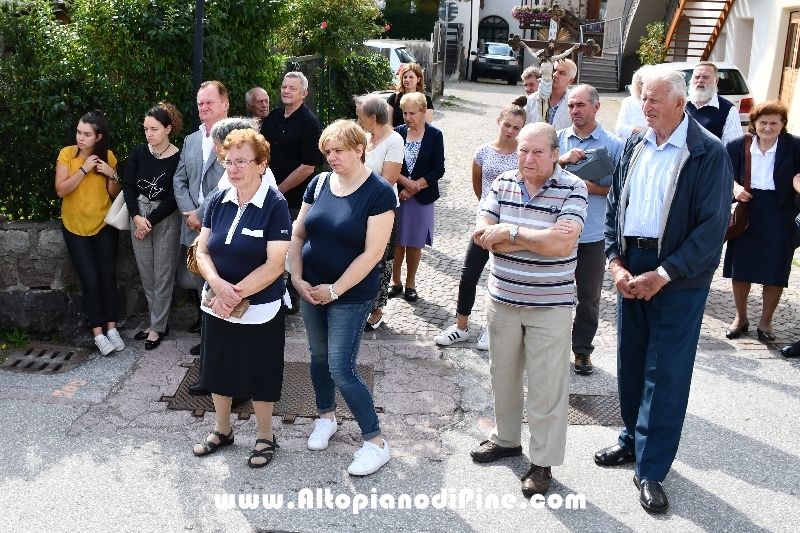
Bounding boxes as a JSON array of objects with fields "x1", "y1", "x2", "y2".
[{"x1": 469, "y1": 122, "x2": 588, "y2": 497}]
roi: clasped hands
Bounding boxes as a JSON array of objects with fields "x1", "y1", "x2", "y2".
[
  {"x1": 132, "y1": 215, "x2": 152, "y2": 240},
  {"x1": 398, "y1": 175, "x2": 422, "y2": 201},
  {"x1": 610, "y1": 260, "x2": 667, "y2": 301},
  {"x1": 207, "y1": 280, "x2": 244, "y2": 319},
  {"x1": 292, "y1": 278, "x2": 336, "y2": 305},
  {"x1": 183, "y1": 210, "x2": 202, "y2": 232}
]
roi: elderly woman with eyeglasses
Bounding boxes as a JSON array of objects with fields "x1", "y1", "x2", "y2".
[{"x1": 192, "y1": 129, "x2": 291, "y2": 468}]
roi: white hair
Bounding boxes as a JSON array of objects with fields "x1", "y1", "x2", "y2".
[
  {"x1": 519, "y1": 122, "x2": 559, "y2": 150},
  {"x1": 641, "y1": 66, "x2": 687, "y2": 100},
  {"x1": 284, "y1": 71, "x2": 309, "y2": 91}
]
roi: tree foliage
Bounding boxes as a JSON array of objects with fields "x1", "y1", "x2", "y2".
[
  {"x1": 319, "y1": 52, "x2": 394, "y2": 124},
  {"x1": 637, "y1": 22, "x2": 667, "y2": 66},
  {"x1": 381, "y1": 0, "x2": 438, "y2": 40}
]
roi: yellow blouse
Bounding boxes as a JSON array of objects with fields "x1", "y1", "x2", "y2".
[{"x1": 58, "y1": 146, "x2": 117, "y2": 236}]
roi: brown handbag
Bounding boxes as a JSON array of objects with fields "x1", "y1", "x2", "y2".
[
  {"x1": 186, "y1": 235, "x2": 202, "y2": 277},
  {"x1": 725, "y1": 135, "x2": 752, "y2": 241},
  {"x1": 201, "y1": 288, "x2": 250, "y2": 319}
]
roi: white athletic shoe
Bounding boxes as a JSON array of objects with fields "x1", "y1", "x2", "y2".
[
  {"x1": 347, "y1": 439, "x2": 390, "y2": 476},
  {"x1": 434, "y1": 324, "x2": 469, "y2": 346},
  {"x1": 307, "y1": 416, "x2": 338, "y2": 450},
  {"x1": 106, "y1": 328, "x2": 126, "y2": 352},
  {"x1": 476, "y1": 327, "x2": 489, "y2": 350},
  {"x1": 94, "y1": 334, "x2": 115, "y2": 356}
]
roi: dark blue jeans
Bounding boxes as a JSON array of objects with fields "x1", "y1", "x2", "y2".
[
  {"x1": 62, "y1": 224, "x2": 119, "y2": 328},
  {"x1": 616, "y1": 246, "x2": 709, "y2": 482},
  {"x1": 301, "y1": 299, "x2": 381, "y2": 440}
]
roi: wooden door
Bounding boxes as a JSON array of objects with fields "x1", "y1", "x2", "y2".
[{"x1": 779, "y1": 12, "x2": 800, "y2": 110}]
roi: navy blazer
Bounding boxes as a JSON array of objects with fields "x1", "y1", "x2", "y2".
[
  {"x1": 726, "y1": 132, "x2": 800, "y2": 230},
  {"x1": 394, "y1": 123, "x2": 445, "y2": 205}
]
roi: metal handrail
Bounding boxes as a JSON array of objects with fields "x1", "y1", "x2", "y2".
[{"x1": 578, "y1": 16, "x2": 625, "y2": 90}]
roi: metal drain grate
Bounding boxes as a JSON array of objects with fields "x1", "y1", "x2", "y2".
[
  {"x1": 521, "y1": 394, "x2": 623, "y2": 426},
  {"x1": 0, "y1": 344, "x2": 90, "y2": 374},
  {"x1": 160, "y1": 359, "x2": 380, "y2": 421}
]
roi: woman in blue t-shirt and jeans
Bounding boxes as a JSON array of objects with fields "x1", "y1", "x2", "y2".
[{"x1": 289, "y1": 120, "x2": 396, "y2": 476}]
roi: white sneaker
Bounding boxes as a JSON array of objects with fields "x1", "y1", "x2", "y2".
[
  {"x1": 434, "y1": 324, "x2": 469, "y2": 346},
  {"x1": 106, "y1": 328, "x2": 125, "y2": 352},
  {"x1": 307, "y1": 416, "x2": 338, "y2": 450},
  {"x1": 347, "y1": 439, "x2": 390, "y2": 476},
  {"x1": 94, "y1": 334, "x2": 115, "y2": 356},
  {"x1": 476, "y1": 327, "x2": 489, "y2": 350}
]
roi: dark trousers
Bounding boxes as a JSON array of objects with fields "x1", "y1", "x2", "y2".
[
  {"x1": 62, "y1": 224, "x2": 119, "y2": 328},
  {"x1": 456, "y1": 238, "x2": 490, "y2": 317},
  {"x1": 616, "y1": 246, "x2": 709, "y2": 482},
  {"x1": 572, "y1": 240, "x2": 606, "y2": 354}
]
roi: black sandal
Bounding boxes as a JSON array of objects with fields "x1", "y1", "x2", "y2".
[
  {"x1": 248, "y1": 435, "x2": 279, "y2": 468},
  {"x1": 194, "y1": 429, "x2": 234, "y2": 457}
]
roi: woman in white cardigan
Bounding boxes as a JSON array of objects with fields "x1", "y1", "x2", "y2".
[{"x1": 615, "y1": 67, "x2": 648, "y2": 140}]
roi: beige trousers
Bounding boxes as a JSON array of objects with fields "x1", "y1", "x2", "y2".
[{"x1": 486, "y1": 297, "x2": 571, "y2": 467}]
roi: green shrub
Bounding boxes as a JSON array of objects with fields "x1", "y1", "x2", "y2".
[
  {"x1": 318, "y1": 52, "x2": 394, "y2": 125},
  {"x1": 0, "y1": 0, "x2": 284, "y2": 221},
  {"x1": 637, "y1": 22, "x2": 667, "y2": 66},
  {"x1": 381, "y1": 0, "x2": 438, "y2": 40}
]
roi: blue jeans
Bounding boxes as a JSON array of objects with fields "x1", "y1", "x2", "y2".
[{"x1": 301, "y1": 299, "x2": 381, "y2": 440}]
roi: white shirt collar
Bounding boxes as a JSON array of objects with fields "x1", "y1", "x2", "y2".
[
  {"x1": 222, "y1": 173, "x2": 270, "y2": 209},
  {"x1": 749, "y1": 134, "x2": 778, "y2": 155},
  {"x1": 643, "y1": 112, "x2": 689, "y2": 150}
]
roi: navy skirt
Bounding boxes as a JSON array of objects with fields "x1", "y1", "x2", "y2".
[{"x1": 723, "y1": 189, "x2": 794, "y2": 287}]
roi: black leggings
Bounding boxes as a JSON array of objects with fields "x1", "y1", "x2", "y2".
[
  {"x1": 62, "y1": 224, "x2": 119, "y2": 328},
  {"x1": 456, "y1": 237, "x2": 490, "y2": 317}
]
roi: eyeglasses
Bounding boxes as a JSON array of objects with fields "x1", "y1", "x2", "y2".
[{"x1": 220, "y1": 159, "x2": 256, "y2": 169}]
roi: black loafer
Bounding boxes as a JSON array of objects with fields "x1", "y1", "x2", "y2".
[
  {"x1": 144, "y1": 333, "x2": 162, "y2": 351},
  {"x1": 404, "y1": 288, "x2": 418, "y2": 302},
  {"x1": 134, "y1": 330, "x2": 148, "y2": 340},
  {"x1": 781, "y1": 340, "x2": 800, "y2": 357},
  {"x1": 188, "y1": 383, "x2": 210, "y2": 395},
  {"x1": 189, "y1": 317, "x2": 202, "y2": 334},
  {"x1": 190, "y1": 343, "x2": 201, "y2": 356},
  {"x1": 470, "y1": 440, "x2": 523, "y2": 463},
  {"x1": 634, "y1": 474, "x2": 669, "y2": 513},
  {"x1": 387, "y1": 284, "x2": 404, "y2": 298},
  {"x1": 365, "y1": 315, "x2": 384, "y2": 332},
  {"x1": 757, "y1": 328, "x2": 776, "y2": 342},
  {"x1": 594, "y1": 444, "x2": 635, "y2": 466},
  {"x1": 725, "y1": 321, "x2": 749, "y2": 339}
]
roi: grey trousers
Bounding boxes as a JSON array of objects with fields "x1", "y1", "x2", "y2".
[
  {"x1": 130, "y1": 197, "x2": 181, "y2": 334},
  {"x1": 572, "y1": 240, "x2": 607, "y2": 355}
]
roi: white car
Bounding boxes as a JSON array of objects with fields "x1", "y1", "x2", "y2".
[
  {"x1": 664, "y1": 61, "x2": 754, "y2": 127},
  {"x1": 365, "y1": 40, "x2": 418, "y2": 82}
]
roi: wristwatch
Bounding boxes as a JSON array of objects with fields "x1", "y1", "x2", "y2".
[
  {"x1": 509, "y1": 225, "x2": 519, "y2": 243},
  {"x1": 656, "y1": 266, "x2": 671, "y2": 283},
  {"x1": 328, "y1": 284, "x2": 339, "y2": 301}
]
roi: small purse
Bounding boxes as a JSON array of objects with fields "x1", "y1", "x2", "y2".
[
  {"x1": 201, "y1": 288, "x2": 250, "y2": 319},
  {"x1": 725, "y1": 135, "x2": 752, "y2": 241},
  {"x1": 104, "y1": 194, "x2": 130, "y2": 230},
  {"x1": 186, "y1": 235, "x2": 202, "y2": 277}
]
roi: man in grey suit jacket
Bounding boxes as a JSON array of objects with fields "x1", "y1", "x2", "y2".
[
  {"x1": 173, "y1": 80, "x2": 228, "y2": 387},
  {"x1": 525, "y1": 59, "x2": 576, "y2": 131}
]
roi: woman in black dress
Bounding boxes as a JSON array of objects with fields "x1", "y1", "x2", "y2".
[
  {"x1": 724, "y1": 100, "x2": 800, "y2": 342},
  {"x1": 123, "y1": 102, "x2": 183, "y2": 350},
  {"x1": 192, "y1": 129, "x2": 291, "y2": 468}
]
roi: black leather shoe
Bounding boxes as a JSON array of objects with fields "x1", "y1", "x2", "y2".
[
  {"x1": 144, "y1": 333, "x2": 162, "y2": 351},
  {"x1": 188, "y1": 383, "x2": 210, "y2": 395},
  {"x1": 634, "y1": 474, "x2": 669, "y2": 513},
  {"x1": 757, "y1": 327, "x2": 776, "y2": 342},
  {"x1": 387, "y1": 284, "x2": 403, "y2": 298},
  {"x1": 190, "y1": 343, "x2": 201, "y2": 356},
  {"x1": 725, "y1": 321, "x2": 749, "y2": 339},
  {"x1": 594, "y1": 444, "x2": 635, "y2": 466},
  {"x1": 189, "y1": 317, "x2": 202, "y2": 334},
  {"x1": 134, "y1": 330, "x2": 148, "y2": 340},
  {"x1": 404, "y1": 287, "x2": 418, "y2": 302},
  {"x1": 470, "y1": 440, "x2": 523, "y2": 463},
  {"x1": 780, "y1": 340, "x2": 800, "y2": 357}
]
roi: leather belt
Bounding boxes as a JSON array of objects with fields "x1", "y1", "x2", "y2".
[{"x1": 625, "y1": 237, "x2": 658, "y2": 250}]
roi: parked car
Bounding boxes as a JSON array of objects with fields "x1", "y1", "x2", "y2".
[
  {"x1": 470, "y1": 43, "x2": 520, "y2": 85},
  {"x1": 665, "y1": 61, "x2": 754, "y2": 127},
  {"x1": 365, "y1": 40, "x2": 418, "y2": 82}
]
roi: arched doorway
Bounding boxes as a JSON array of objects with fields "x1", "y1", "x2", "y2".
[{"x1": 478, "y1": 16, "x2": 509, "y2": 45}]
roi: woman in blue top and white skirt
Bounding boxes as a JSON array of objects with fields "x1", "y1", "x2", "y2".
[
  {"x1": 192, "y1": 129, "x2": 292, "y2": 468},
  {"x1": 289, "y1": 120, "x2": 396, "y2": 476}
]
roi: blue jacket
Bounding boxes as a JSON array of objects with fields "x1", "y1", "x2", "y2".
[
  {"x1": 604, "y1": 114, "x2": 733, "y2": 291},
  {"x1": 394, "y1": 122, "x2": 445, "y2": 205}
]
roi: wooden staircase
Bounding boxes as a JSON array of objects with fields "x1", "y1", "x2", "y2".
[{"x1": 664, "y1": 0, "x2": 736, "y2": 62}]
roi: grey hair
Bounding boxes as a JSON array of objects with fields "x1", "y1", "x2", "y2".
[
  {"x1": 558, "y1": 58, "x2": 578, "y2": 80},
  {"x1": 521, "y1": 66, "x2": 542, "y2": 80},
  {"x1": 355, "y1": 94, "x2": 390, "y2": 125},
  {"x1": 245, "y1": 87, "x2": 267, "y2": 107},
  {"x1": 573, "y1": 84, "x2": 600, "y2": 105},
  {"x1": 210, "y1": 117, "x2": 259, "y2": 143},
  {"x1": 642, "y1": 66, "x2": 687, "y2": 100},
  {"x1": 519, "y1": 122, "x2": 559, "y2": 150},
  {"x1": 284, "y1": 71, "x2": 309, "y2": 90},
  {"x1": 629, "y1": 67, "x2": 646, "y2": 99}
]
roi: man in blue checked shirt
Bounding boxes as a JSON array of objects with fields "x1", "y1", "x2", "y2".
[{"x1": 557, "y1": 84, "x2": 623, "y2": 376}]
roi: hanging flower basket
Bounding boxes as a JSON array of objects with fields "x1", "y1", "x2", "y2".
[{"x1": 511, "y1": 6, "x2": 551, "y2": 27}]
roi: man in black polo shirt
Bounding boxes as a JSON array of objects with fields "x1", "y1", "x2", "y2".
[
  {"x1": 685, "y1": 61, "x2": 741, "y2": 145},
  {"x1": 260, "y1": 71, "x2": 321, "y2": 312}
]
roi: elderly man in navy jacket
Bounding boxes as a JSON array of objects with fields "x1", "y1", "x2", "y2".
[{"x1": 595, "y1": 67, "x2": 733, "y2": 513}]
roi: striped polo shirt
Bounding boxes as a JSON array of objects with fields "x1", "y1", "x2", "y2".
[{"x1": 479, "y1": 165, "x2": 588, "y2": 308}]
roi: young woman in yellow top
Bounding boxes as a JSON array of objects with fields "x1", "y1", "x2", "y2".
[{"x1": 55, "y1": 110, "x2": 124, "y2": 356}]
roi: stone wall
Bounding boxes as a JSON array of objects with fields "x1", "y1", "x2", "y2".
[{"x1": 0, "y1": 217, "x2": 146, "y2": 332}]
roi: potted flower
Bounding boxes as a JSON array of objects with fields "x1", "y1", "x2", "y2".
[{"x1": 511, "y1": 6, "x2": 551, "y2": 29}]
